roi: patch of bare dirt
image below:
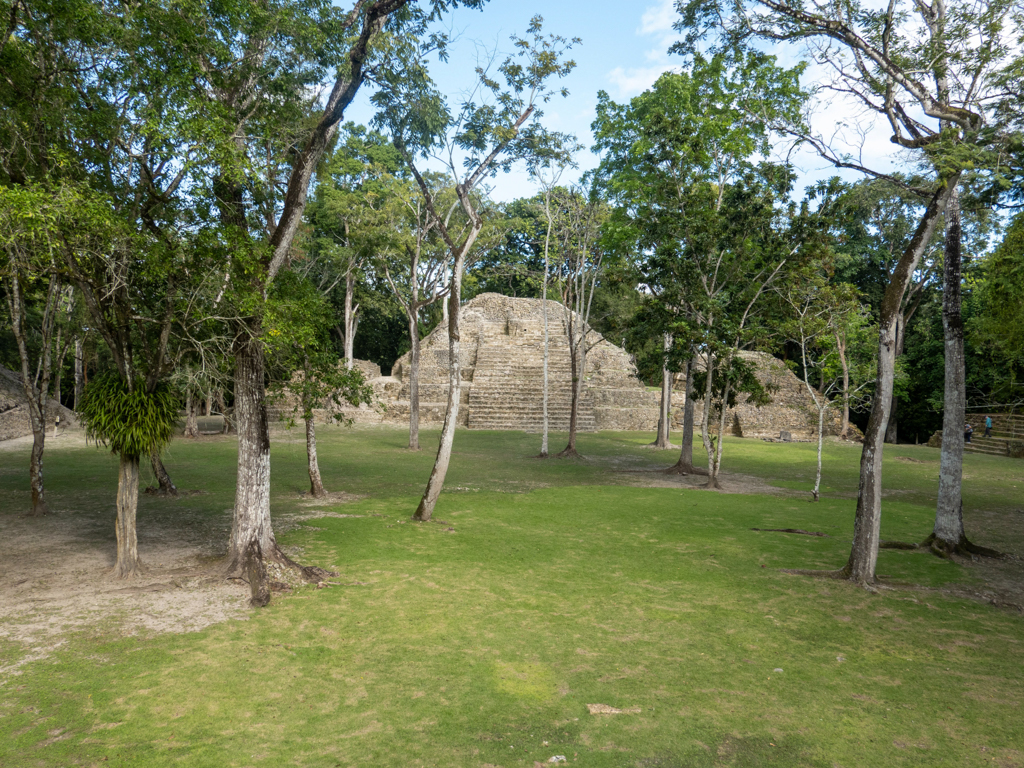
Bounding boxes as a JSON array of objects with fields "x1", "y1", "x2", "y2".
[
  {"x1": 0, "y1": 483, "x2": 249, "y2": 681},
  {"x1": 614, "y1": 468, "x2": 788, "y2": 496}
]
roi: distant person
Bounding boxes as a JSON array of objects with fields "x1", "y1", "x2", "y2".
[
  {"x1": 984, "y1": 416, "x2": 993, "y2": 437},
  {"x1": 964, "y1": 423, "x2": 973, "y2": 443}
]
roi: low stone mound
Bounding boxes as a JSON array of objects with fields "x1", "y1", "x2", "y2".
[
  {"x1": 678, "y1": 351, "x2": 861, "y2": 440},
  {"x1": 0, "y1": 365, "x2": 78, "y2": 442}
]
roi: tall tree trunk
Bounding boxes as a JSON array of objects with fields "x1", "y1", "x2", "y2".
[
  {"x1": 840, "y1": 176, "x2": 959, "y2": 585},
  {"x1": 559, "y1": 330, "x2": 582, "y2": 458},
  {"x1": 305, "y1": 409, "x2": 327, "y2": 498},
  {"x1": 928, "y1": 184, "x2": 973, "y2": 555},
  {"x1": 884, "y1": 315, "x2": 905, "y2": 444},
  {"x1": 835, "y1": 332, "x2": 851, "y2": 439},
  {"x1": 708, "y1": 371, "x2": 731, "y2": 489},
  {"x1": 666, "y1": 357, "x2": 705, "y2": 474},
  {"x1": 184, "y1": 390, "x2": 200, "y2": 438},
  {"x1": 74, "y1": 337, "x2": 84, "y2": 412},
  {"x1": 540, "y1": 273, "x2": 550, "y2": 459},
  {"x1": 813, "y1": 404, "x2": 826, "y2": 502},
  {"x1": 407, "y1": 312, "x2": 421, "y2": 451},
  {"x1": 227, "y1": 330, "x2": 281, "y2": 575},
  {"x1": 28, "y1": 404, "x2": 48, "y2": 516},
  {"x1": 114, "y1": 453, "x2": 141, "y2": 578},
  {"x1": 344, "y1": 270, "x2": 358, "y2": 370},
  {"x1": 52, "y1": 328, "x2": 68, "y2": 407},
  {"x1": 413, "y1": 255, "x2": 467, "y2": 522},
  {"x1": 7, "y1": 271, "x2": 56, "y2": 516},
  {"x1": 699, "y1": 352, "x2": 718, "y2": 488},
  {"x1": 205, "y1": 390, "x2": 213, "y2": 417},
  {"x1": 149, "y1": 446, "x2": 177, "y2": 495},
  {"x1": 651, "y1": 334, "x2": 673, "y2": 449}
]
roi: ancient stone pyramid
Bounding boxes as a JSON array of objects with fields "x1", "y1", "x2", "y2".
[{"x1": 380, "y1": 293, "x2": 659, "y2": 431}]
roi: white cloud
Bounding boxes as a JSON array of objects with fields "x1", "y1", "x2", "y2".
[
  {"x1": 639, "y1": 0, "x2": 677, "y2": 35},
  {"x1": 606, "y1": 64, "x2": 679, "y2": 99}
]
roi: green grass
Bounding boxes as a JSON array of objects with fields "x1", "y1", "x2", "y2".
[{"x1": 1, "y1": 428, "x2": 1023, "y2": 767}]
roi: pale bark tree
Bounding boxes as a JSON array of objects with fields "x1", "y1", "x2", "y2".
[
  {"x1": 182, "y1": 0, "x2": 439, "y2": 591},
  {"x1": 527, "y1": 155, "x2": 576, "y2": 458},
  {"x1": 552, "y1": 187, "x2": 606, "y2": 459},
  {"x1": 651, "y1": 334, "x2": 676, "y2": 449},
  {"x1": 378, "y1": 18, "x2": 578, "y2": 520},
  {"x1": 381, "y1": 178, "x2": 456, "y2": 451},
  {"x1": 676, "y1": 0, "x2": 1017, "y2": 581},
  {"x1": 2, "y1": 269, "x2": 59, "y2": 516},
  {"x1": 781, "y1": 279, "x2": 873, "y2": 501}
]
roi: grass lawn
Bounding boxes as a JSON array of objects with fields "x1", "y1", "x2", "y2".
[{"x1": 1, "y1": 427, "x2": 1022, "y2": 767}]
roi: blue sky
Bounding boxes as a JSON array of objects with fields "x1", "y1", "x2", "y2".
[{"x1": 343, "y1": 0, "x2": 900, "y2": 202}]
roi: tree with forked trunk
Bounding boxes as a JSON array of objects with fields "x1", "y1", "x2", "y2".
[
  {"x1": 549, "y1": 186, "x2": 607, "y2": 459},
  {"x1": 780, "y1": 276, "x2": 875, "y2": 501},
  {"x1": 374, "y1": 16, "x2": 579, "y2": 520},
  {"x1": 380, "y1": 174, "x2": 461, "y2": 451},
  {"x1": 675, "y1": 0, "x2": 1020, "y2": 583}
]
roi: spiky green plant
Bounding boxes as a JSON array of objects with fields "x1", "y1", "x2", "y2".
[{"x1": 78, "y1": 372, "x2": 179, "y2": 459}]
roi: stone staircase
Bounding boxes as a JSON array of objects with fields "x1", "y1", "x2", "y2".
[
  {"x1": 467, "y1": 319, "x2": 596, "y2": 432},
  {"x1": 965, "y1": 413, "x2": 1024, "y2": 458}
]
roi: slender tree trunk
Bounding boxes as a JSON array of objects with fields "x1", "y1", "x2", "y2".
[
  {"x1": 559, "y1": 327, "x2": 581, "y2": 458},
  {"x1": 150, "y1": 446, "x2": 177, "y2": 495},
  {"x1": 74, "y1": 337, "x2": 84, "y2": 412},
  {"x1": 7, "y1": 271, "x2": 55, "y2": 516},
  {"x1": 884, "y1": 316, "x2": 904, "y2": 444},
  {"x1": 666, "y1": 357, "x2": 705, "y2": 474},
  {"x1": 540, "y1": 268, "x2": 550, "y2": 459},
  {"x1": 408, "y1": 312, "x2": 421, "y2": 451},
  {"x1": 114, "y1": 453, "x2": 142, "y2": 578},
  {"x1": 305, "y1": 410, "x2": 327, "y2": 498},
  {"x1": 413, "y1": 253, "x2": 467, "y2": 522},
  {"x1": 52, "y1": 329, "x2": 68, "y2": 407},
  {"x1": 344, "y1": 270, "x2": 357, "y2": 370},
  {"x1": 28, "y1": 404, "x2": 48, "y2": 515},
  {"x1": 184, "y1": 390, "x2": 200, "y2": 438},
  {"x1": 699, "y1": 352, "x2": 718, "y2": 488},
  {"x1": 205, "y1": 390, "x2": 213, "y2": 417},
  {"x1": 227, "y1": 330, "x2": 281, "y2": 574},
  {"x1": 651, "y1": 333, "x2": 673, "y2": 449},
  {"x1": 813, "y1": 405, "x2": 826, "y2": 502},
  {"x1": 835, "y1": 333, "x2": 850, "y2": 439},
  {"x1": 708, "y1": 371, "x2": 731, "y2": 489},
  {"x1": 930, "y1": 184, "x2": 970, "y2": 554},
  {"x1": 840, "y1": 176, "x2": 959, "y2": 585}
]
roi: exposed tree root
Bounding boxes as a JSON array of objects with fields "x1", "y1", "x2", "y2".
[
  {"x1": 229, "y1": 539, "x2": 337, "y2": 594},
  {"x1": 751, "y1": 528, "x2": 828, "y2": 537},
  {"x1": 879, "y1": 535, "x2": 1008, "y2": 559},
  {"x1": 556, "y1": 447, "x2": 583, "y2": 459},
  {"x1": 920, "y1": 533, "x2": 1007, "y2": 560},
  {"x1": 143, "y1": 485, "x2": 179, "y2": 497},
  {"x1": 661, "y1": 463, "x2": 708, "y2": 476},
  {"x1": 535, "y1": 452, "x2": 549, "y2": 459}
]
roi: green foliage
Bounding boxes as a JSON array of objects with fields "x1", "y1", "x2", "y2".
[{"x1": 78, "y1": 372, "x2": 178, "y2": 459}]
